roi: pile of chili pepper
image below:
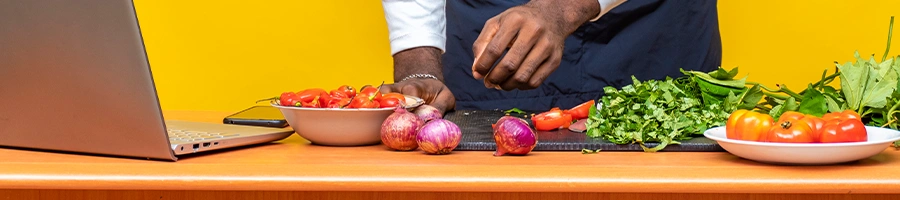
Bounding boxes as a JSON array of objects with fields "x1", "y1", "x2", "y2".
[
  {"x1": 271, "y1": 85, "x2": 405, "y2": 109},
  {"x1": 727, "y1": 109, "x2": 868, "y2": 143}
]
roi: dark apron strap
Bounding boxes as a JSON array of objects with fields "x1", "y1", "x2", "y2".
[{"x1": 442, "y1": 0, "x2": 721, "y2": 111}]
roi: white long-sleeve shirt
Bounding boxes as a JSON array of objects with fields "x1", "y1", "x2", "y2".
[{"x1": 381, "y1": 0, "x2": 627, "y2": 56}]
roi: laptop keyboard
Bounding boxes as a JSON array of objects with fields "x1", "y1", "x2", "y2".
[{"x1": 167, "y1": 129, "x2": 240, "y2": 143}]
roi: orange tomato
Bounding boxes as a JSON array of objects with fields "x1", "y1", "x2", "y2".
[{"x1": 726, "y1": 109, "x2": 775, "y2": 141}]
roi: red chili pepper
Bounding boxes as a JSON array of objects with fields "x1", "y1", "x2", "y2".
[
  {"x1": 337, "y1": 85, "x2": 356, "y2": 99},
  {"x1": 278, "y1": 92, "x2": 303, "y2": 107}
]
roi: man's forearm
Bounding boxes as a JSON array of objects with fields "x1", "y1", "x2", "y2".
[
  {"x1": 526, "y1": 0, "x2": 601, "y2": 34},
  {"x1": 392, "y1": 47, "x2": 444, "y2": 82}
]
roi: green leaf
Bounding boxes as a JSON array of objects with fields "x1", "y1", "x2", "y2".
[
  {"x1": 861, "y1": 66, "x2": 898, "y2": 108},
  {"x1": 770, "y1": 97, "x2": 798, "y2": 119},
  {"x1": 738, "y1": 84, "x2": 763, "y2": 110},
  {"x1": 838, "y1": 60, "x2": 868, "y2": 110},
  {"x1": 689, "y1": 71, "x2": 747, "y2": 88},
  {"x1": 727, "y1": 67, "x2": 740, "y2": 79},
  {"x1": 798, "y1": 84, "x2": 828, "y2": 117},
  {"x1": 708, "y1": 67, "x2": 739, "y2": 80},
  {"x1": 784, "y1": 96, "x2": 799, "y2": 111},
  {"x1": 877, "y1": 58, "x2": 895, "y2": 80},
  {"x1": 724, "y1": 91, "x2": 739, "y2": 111},
  {"x1": 825, "y1": 95, "x2": 843, "y2": 113},
  {"x1": 769, "y1": 105, "x2": 784, "y2": 119}
]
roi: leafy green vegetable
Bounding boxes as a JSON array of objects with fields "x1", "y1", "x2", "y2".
[
  {"x1": 837, "y1": 52, "x2": 898, "y2": 118},
  {"x1": 708, "y1": 67, "x2": 739, "y2": 80},
  {"x1": 585, "y1": 75, "x2": 730, "y2": 152},
  {"x1": 769, "y1": 97, "x2": 798, "y2": 120},
  {"x1": 798, "y1": 84, "x2": 828, "y2": 117}
]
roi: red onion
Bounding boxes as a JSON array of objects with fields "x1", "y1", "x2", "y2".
[
  {"x1": 380, "y1": 106, "x2": 424, "y2": 151},
  {"x1": 416, "y1": 119, "x2": 462, "y2": 155},
  {"x1": 414, "y1": 104, "x2": 443, "y2": 122},
  {"x1": 492, "y1": 116, "x2": 537, "y2": 156}
]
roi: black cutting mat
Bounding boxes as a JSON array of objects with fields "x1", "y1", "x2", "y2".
[{"x1": 445, "y1": 110, "x2": 724, "y2": 152}]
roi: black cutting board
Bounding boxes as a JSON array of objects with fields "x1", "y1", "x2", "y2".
[{"x1": 445, "y1": 110, "x2": 724, "y2": 152}]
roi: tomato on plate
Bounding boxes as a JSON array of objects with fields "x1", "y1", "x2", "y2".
[
  {"x1": 564, "y1": 100, "x2": 594, "y2": 120},
  {"x1": 819, "y1": 110, "x2": 867, "y2": 143},
  {"x1": 766, "y1": 119, "x2": 815, "y2": 143},
  {"x1": 776, "y1": 111, "x2": 826, "y2": 142},
  {"x1": 532, "y1": 107, "x2": 573, "y2": 131},
  {"x1": 725, "y1": 109, "x2": 774, "y2": 141}
]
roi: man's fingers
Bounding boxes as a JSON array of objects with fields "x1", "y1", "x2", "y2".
[
  {"x1": 471, "y1": 17, "x2": 500, "y2": 80},
  {"x1": 428, "y1": 86, "x2": 455, "y2": 114},
  {"x1": 493, "y1": 25, "x2": 545, "y2": 90},
  {"x1": 527, "y1": 48, "x2": 563, "y2": 89},
  {"x1": 472, "y1": 15, "x2": 522, "y2": 82}
]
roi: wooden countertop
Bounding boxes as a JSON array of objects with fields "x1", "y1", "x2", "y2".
[{"x1": 1, "y1": 110, "x2": 900, "y2": 194}]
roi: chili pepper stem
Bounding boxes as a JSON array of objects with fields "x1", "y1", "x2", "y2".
[
  {"x1": 368, "y1": 81, "x2": 387, "y2": 101},
  {"x1": 255, "y1": 97, "x2": 278, "y2": 104}
]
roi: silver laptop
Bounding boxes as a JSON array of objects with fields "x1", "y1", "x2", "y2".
[{"x1": 0, "y1": 0, "x2": 294, "y2": 161}]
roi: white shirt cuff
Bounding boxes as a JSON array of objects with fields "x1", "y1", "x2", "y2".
[
  {"x1": 590, "y1": 0, "x2": 627, "y2": 22},
  {"x1": 382, "y1": 0, "x2": 447, "y2": 55}
]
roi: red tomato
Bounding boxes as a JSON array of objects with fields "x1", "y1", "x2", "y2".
[
  {"x1": 532, "y1": 107, "x2": 573, "y2": 131},
  {"x1": 800, "y1": 116, "x2": 825, "y2": 142},
  {"x1": 765, "y1": 119, "x2": 815, "y2": 143},
  {"x1": 819, "y1": 110, "x2": 867, "y2": 143},
  {"x1": 564, "y1": 100, "x2": 594, "y2": 120},
  {"x1": 776, "y1": 111, "x2": 826, "y2": 142}
]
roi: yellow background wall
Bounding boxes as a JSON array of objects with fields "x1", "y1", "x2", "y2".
[{"x1": 132, "y1": 0, "x2": 899, "y2": 112}]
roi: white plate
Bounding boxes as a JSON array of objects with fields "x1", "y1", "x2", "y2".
[{"x1": 704, "y1": 126, "x2": 900, "y2": 165}]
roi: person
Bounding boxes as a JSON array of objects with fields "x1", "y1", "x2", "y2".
[{"x1": 378, "y1": 0, "x2": 721, "y2": 113}]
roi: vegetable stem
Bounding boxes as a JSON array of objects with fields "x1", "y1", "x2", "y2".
[
  {"x1": 755, "y1": 104, "x2": 772, "y2": 112},
  {"x1": 746, "y1": 82, "x2": 776, "y2": 91},
  {"x1": 777, "y1": 84, "x2": 804, "y2": 100},
  {"x1": 883, "y1": 16, "x2": 895, "y2": 62},
  {"x1": 761, "y1": 91, "x2": 790, "y2": 100},
  {"x1": 808, "y1": 72, "x2": 841, "y2": 92}
]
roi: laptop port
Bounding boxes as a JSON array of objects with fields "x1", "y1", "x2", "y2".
[
  {"x1": 202, "y1": 142, "x2": 211, "y2": 147},
  {"x1": 213, "y1": 142, "x2": 219, "y2": 145},
  {"x1": 192, "y1": 144, "x2": 199, "y2": 151}
]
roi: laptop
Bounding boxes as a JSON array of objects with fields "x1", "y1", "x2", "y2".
[{"x1": 0, "y1": 0, "x2": 294, "y2": 161}]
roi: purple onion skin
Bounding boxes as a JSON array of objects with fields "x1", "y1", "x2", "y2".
[
  {"x1": 414, "y1": 104, "x2": 443, "y2": 122},
  {"x1": 381, "y1": 107, "x2": 425, "y2": 151},
  {"x1": 416, "y1": 119, "x2": 462, "y2": 155},
  {"x1": 492, "y1": 116, "x2": 537, "y2": 156}
]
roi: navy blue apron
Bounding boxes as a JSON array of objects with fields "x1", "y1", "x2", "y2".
[{"x1": 442, "y1": 0, "x2": 722, "y2": 111}]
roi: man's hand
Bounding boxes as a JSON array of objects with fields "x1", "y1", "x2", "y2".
[
  {"x1": 382, "y1": 47, "x2": 456, "y2": 114},
  {"x1": 380, "y1": 78, "x2": 456, "y2": 114},
  {"x1": 471, "y1": 0, "x2": 601, "y2": 91}
]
